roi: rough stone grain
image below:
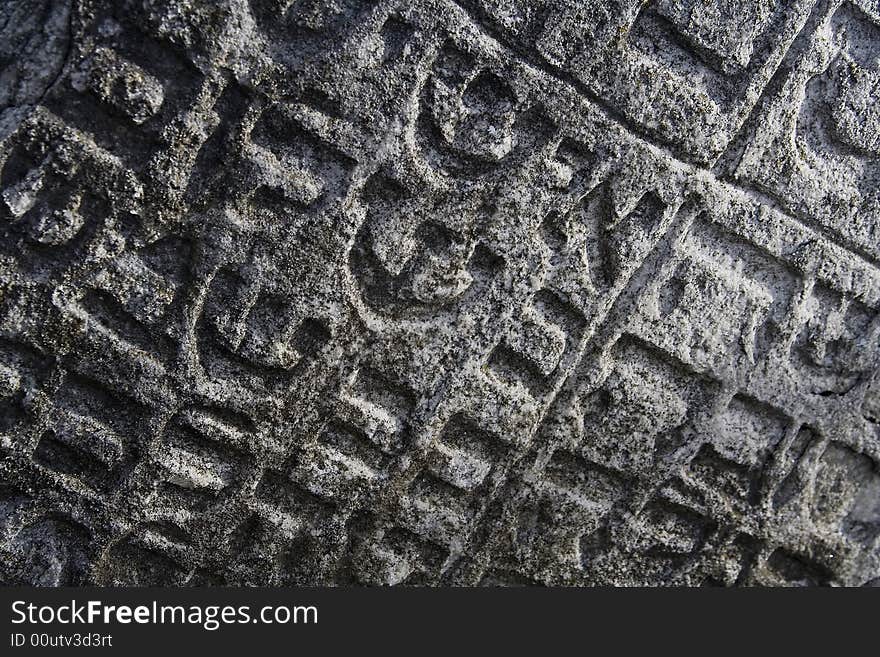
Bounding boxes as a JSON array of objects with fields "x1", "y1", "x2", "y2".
[{"x1": 1, "y1": 0, "x2": 879, "y2": 586}]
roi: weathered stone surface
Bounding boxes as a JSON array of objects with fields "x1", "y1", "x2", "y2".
[{"x1": 0, "y1": 0, "x2": 878, "y2": 586}]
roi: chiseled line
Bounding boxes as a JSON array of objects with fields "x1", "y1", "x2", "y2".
[
  {"x1": 445, "y1": 198, "x2": 700, "y2": 579},
  {"x1": 447, "y1": 0, "x2": 880, "y2": 273}
]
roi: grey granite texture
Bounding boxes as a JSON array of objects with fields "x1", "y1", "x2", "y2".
[{"x1": 0, "y1": 0, "x2": 879, "y2": 586}]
